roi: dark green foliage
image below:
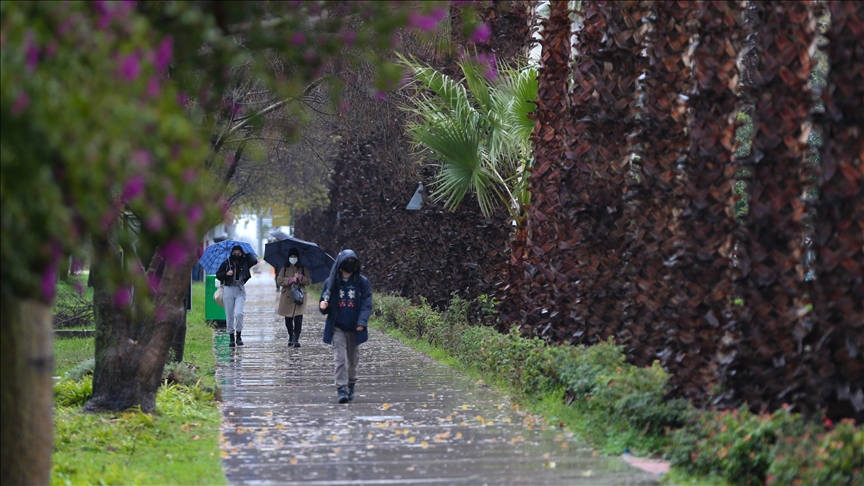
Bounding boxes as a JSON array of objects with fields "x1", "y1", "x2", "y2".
[{"x1": 668, "y1": 407, "x2": 863, "y2": 486}]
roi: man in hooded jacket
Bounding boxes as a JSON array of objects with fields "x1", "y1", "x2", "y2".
[
  {"x1": 216, "y1": 245, "x2": 258, "y2": 347},
  {"x1": 319, "y1": 249, "x2": 373, "y2": 404}
]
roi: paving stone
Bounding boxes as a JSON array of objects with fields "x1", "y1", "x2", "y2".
[{"x1": 218, "y1": 275, "x2": 658, "y2": 485}]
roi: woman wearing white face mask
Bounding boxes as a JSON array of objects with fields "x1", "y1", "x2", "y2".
[{"x1": 277, "y1": 248, "x2": 311, "y2": 347}]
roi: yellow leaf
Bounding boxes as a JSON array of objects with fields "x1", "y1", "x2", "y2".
[
  {"x1": 395, "y1": 430, "x2": 402, "y2": 435},
  {"x1": 220, "y1": 451, "x2": 229, "y2": 458},
  {"x1": 332, "y1": 435, "x2": 339, "y2": 441},
  {"x1": 333, "y1": 448, "x2": 340, "y2": 454},
  {"x1": 382, "y1": 403, "x2": 390, "y2": 410},
  {"x1": 543, "y1": 453, "x2": 551, "y2": 459},
  {"x1": 403, "y1": 429, "x2": 409, "y2": 435},
  {"x1": 421, "y1": 441, "x2": 429, "y2": 448},
  {"x1": 290, "y1": 457, "x2": 298, "y2": 465},
  {"x1": 460, "y1": 421, "x2": 468, "y2": 426},
  {"x1": 560, "y1": 442, "x2": 569, "y2": 448},
  {"x1": 476, "y1": 415, "x2": 484, "y2": 422},
  {"x1": 408, "y1": 437, "x2": 416, "y2": 443},
  {"x1": 545, "y1": 461, "x2": 556, "y2": 469},
  {"x1": 406, "y1": 466, "x2": 415, "y2": 472},
  {"x1": 367, "y1": 433, "x2": 373, "y2": 439},
  {"x1": 456, "y1": 432, "x2": 463, "y2": 439},
  {"x1": 275, "y1": 425, "x2": 286, "y2": 430},
  {"x1": 498, "y1": 404, "x2": 503, "y2": 410},
  {"x1": 462, "y1": 404, "x2": 468, "y2": 410},
  {"x1": 446, "y1": 415, "x2": 452, "y2": 420}
]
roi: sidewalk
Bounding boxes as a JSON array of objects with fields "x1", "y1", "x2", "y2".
[{"x1": 217, "y1": 274, "x2": 660, "y2": 485}]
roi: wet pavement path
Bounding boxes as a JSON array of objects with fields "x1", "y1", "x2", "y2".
[{"x1": 217, "y1": 275, "x2": 658, "y2": 485}]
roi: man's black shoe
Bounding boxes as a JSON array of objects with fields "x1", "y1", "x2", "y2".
[
  {"x1": 337, "y1": 386, "x2": 349, "y2": 404},
  {"x1": 347, "y1": 384, "x2": 355, "y2": 401}
]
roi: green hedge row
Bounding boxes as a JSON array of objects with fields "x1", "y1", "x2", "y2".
[{"x1": 373, "y1": 293, "x2": 863, "y2": 485}]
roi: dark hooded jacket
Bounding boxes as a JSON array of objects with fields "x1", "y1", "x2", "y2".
[
  {"x1": 216, "y1": 246, "x2": 257, "y2": 285},
  {"x1": 320, "y1": 249, "x2": 373, "y2": 345}
]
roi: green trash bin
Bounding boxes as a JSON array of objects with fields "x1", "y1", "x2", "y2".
[{"x1": 205, "y1": 275, "x2": 226, "y2": 327}]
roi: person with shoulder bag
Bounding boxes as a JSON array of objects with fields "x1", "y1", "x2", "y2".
[
  {"x1": 277, "y1": 248, "x2": 311, "y2": 347},
  {"x1": 215, "y1": 245, "x2": 257, "y2": 347}
]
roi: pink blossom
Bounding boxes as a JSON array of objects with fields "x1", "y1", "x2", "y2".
[
  {"x1": 146, "y1": 214, "x2": 164, "y2": 232},
  {"x1": 470, "y1": 23, "x2": 491, "y2": 43},
  {"x1": 118, "y1": 52, "x2": 140, "y2": 81},
  {"x1": 154, "y1": 36, "x2": 173, "y2": 72},
  {"x1": 177, "y1": 91, "x2": 189, "y2": 107},
  {"x1": 290, "y1": 31, "x2": 306, "y2": 46},
  {"x1": 113, "y1": 286, "x2": 132, "y2": 308},
  {"x1": 230, "y1": 101, "x2": 242, "y2": 116},
  {"x1": 122, "y1": 175, "x2": 145, "y2": 200},
  {"x1": 478, "y1": 53, "x2": 498, "y2": 81},
  {"x1": 374, "y1": 90, "x2": 388, "y2": 101},
  {"x1": 161, "y1": 240, "x2": 188, "y2": 266},
  {"x1": 41, "y1": 264, "x2": 57, "y2": 302},
  {"x1": 11, "y1": 92, "x2": 29, "y2": 116}
]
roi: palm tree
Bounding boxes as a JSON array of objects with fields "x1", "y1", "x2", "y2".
[{"x1": 399, "y1": 54, "x2": 537, "y2": 222}]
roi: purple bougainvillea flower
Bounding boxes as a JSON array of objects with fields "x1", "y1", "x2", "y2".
[
  {"x1": 41, "y1": 264, "x2": 57, "y2": 302},
  {"x1": 154, "y1": 36, "x2": 173, "y2": 72},
  {"x1": 471, "y1": 22, "x2": 491, "y2": 43},
  {"x1": 164, "y1": 194, "x2": 182, "y2": 213},
  {"x1": 374, "y1": 90, "x2": 388, "y2": 101},
  {"x1": 147, "y1": 273, "x2": 161, "y2": 292},
  {"x1": 177, "y1": 91, "x2": 189, "y2": 107},
  {"x1": 161, "y1": 240, "x2": 188, "y2": 266},
  {"x1": 119, "y1": 52, "x2": 140, "y2": 81},
  {"x1": 146, "y1": 76, "x2": 161, "y2": 98},
  {"x1": 291, "y1": 31, "x2": 306, "y2": 46},
  {"x1": 431, "y1": 7, "x2": 447, "y2": 21},
  {"x1": 341, "y1": 30, "x2": 356, "y2": 46},
  {"x1": 11, "y1": 92, "x2": 30, "y2": 116},
  {"x1": 146, "y1": 214, "x2": 164, "y2": 232},
  {"x1": 188, "y1": 205, "x2": 203, "y2": 224},
  {"x1": 25, "y1": 35, "x2": 40, "y2": 72},
  {"x1": 183, "y1": 169, "x2": 197, "y2": 183},
  {"x1": 132, "y1": 149, "x2": 152, "y2": 167},
  {"x1": 113, "y1": 286, "x2": 132, "y2": 308},
  {"x1": 408, "y1": 12, "x2": 440, "y2": 32},
  {"x1": 122, "y1": 175, "x2": 145, "y2": 200}
]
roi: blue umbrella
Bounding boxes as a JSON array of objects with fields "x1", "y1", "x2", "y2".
[{"x1": 198, "y1": 240, "x2": 257, "y2": 274}]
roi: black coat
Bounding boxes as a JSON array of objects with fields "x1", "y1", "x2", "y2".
[
  {"x1": 320, "y1": 249, "x2": 373, "y2": 345},
  {"x1": 216, "y1": 253, "x2": 257, "y2": 285}
]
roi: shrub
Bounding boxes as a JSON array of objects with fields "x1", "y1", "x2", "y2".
[
  {"x1": 667, "y1": 407, "x2": 814, "y2": 485},
  {"x1": 54, "y1": 377, "x2": 93, "y2": 407},
  {"x1": 767, "y1": 418, "x2": 863, "y2": 486},
  {"x1": 64, "y1": 357, "x2": 95, "y2": 381}
]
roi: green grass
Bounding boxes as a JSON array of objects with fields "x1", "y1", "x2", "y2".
[
  {"x1": 54, "y1": 337, "x2": 95, "y2": 377},
  {"x1": 51, "y1": 281, "x2": 226, "y2": 485}
]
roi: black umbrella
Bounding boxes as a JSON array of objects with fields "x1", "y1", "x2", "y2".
[
  {"x1": 264, "y1": 236, "x2": 335, "y2": 284},
  {"x1": 268, "y1": 229, "x2": 290, "y2": 241}
]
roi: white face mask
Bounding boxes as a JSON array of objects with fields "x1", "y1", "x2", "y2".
[{"x1": 289, "y1": 257, "x2": 298, "y2": 265}]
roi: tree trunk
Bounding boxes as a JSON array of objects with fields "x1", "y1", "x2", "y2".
[
  {"x1": 0, "y1": 298, "x2": 54, "y2": 485},
  {"x1": 84, "y1": 232, "x2": 193, "y2": 413}
]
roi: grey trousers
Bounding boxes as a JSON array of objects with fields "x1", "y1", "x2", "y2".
[
  {"x1": 223, "y1": 284, "x2": 246, "y2": 334},
  {"x1": 333, "y1": 328, "x2": 360, "y2": 387}
]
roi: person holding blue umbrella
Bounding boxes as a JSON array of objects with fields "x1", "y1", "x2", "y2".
[{"x1": 216, "y1": 245, "x2": 258, "y2": 347}]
